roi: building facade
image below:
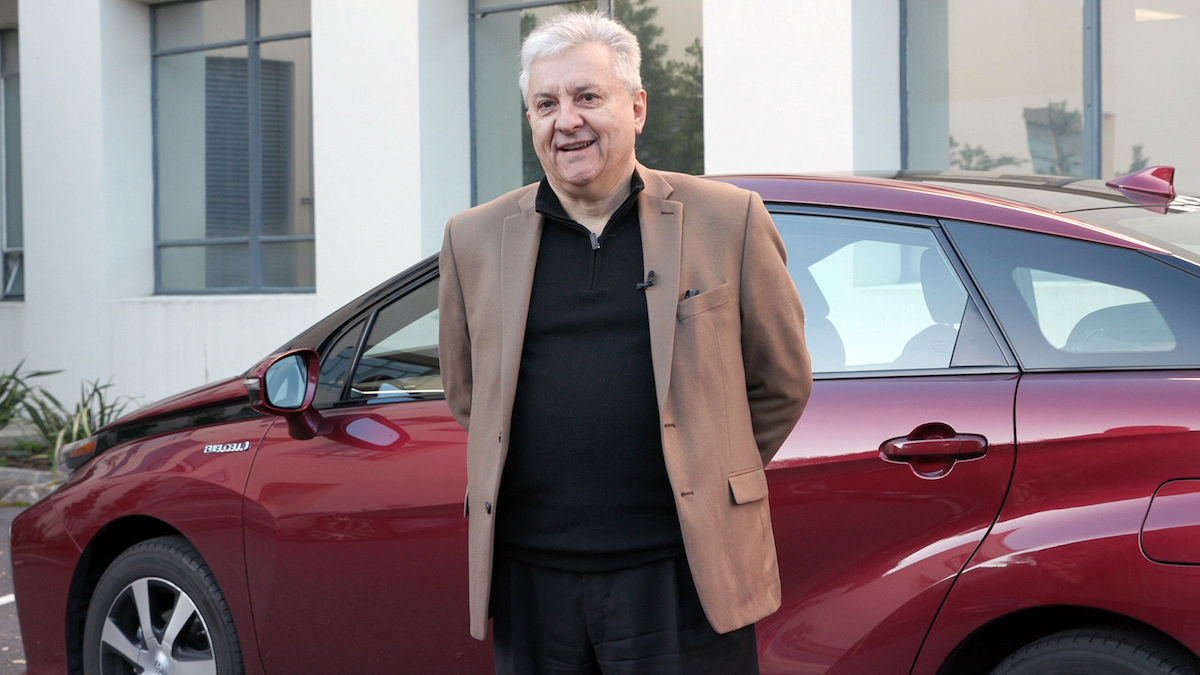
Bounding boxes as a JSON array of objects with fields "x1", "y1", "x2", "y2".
[{"x1": 0, "y1": 0, "x2": 1196, "y2": 405}]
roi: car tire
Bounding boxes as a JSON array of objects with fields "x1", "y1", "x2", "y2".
[
  {"x1": 82, "y1": 535, "x2": 244, "y2": 675},
  {"x1": 989, "y1": 627, "x2": 1200, "y2": 675}
]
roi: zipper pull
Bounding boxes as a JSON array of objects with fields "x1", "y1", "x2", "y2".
[{"x1": 589, "y1": 231, "x2": 600, "y2": 250}]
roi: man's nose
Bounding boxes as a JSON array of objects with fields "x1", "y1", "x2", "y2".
[{"x1": 554, "y1": 102, "x2": 584, "y2": 132}]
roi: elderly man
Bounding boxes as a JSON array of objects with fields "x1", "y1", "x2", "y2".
[{"x1": 439, "y1": 11, "x2": 811, "y2": 674}]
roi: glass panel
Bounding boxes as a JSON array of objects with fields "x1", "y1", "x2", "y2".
[
  {"x1": 262, "y1": 240, "x2": 315, "y2": 288},
  {"x1": 155, "y1": 0, "x2": 245, "y2": 52},
  {"x1": 945, "y1": 220, "x2": 1200, "y2": 369},
  {"x1": 473, "y1": 2, "x2": 597, "y2": 204},
  {"x1": 907, "y1": 0, "x2": 1084, "y2": 176},
  {"x1": 349, "y1": 281, "x2": 442, "y2": 399},
  {"x1": 260, "y1": 0, "x2": 311, "y2": 37},
  {"x1": 473, "y1": 1, "x2": 704, "y2": 204},
  {"x1": 2, "y1": 251, "x2": 20, "y2": 299},
  {"x1": 156, "y1": 46, "x2": 251, "y2": 243},
  {"x1": 774, "y1": 214, "x2": 969, "y2": 373},
  {"x1": 259, "y1": 39, "x2": 313, "y2": 237},
  {"x1": 160, "y1": 244, "x2": 249, "y2": 291},
  {"x1": 1102, "y1": 0, "x2": 1200, "y2": 194},
  {"x1": 1020, "y1": 269, "x2": 1173, "y2": 352},
  {"x1": 315, "y1": 318, "x2": 366, "y2": 405},
  {"x1": 4, "y1": 75, "x2": 20, "y2": 249},
  {"x1": 613, "y1": 0, "x2": 704, "y2": 174}
]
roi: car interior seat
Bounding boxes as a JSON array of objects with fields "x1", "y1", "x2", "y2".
[
  {"x1": 893, "y1": 248, "x2": 967, "y2": 369},
  {"x1": 1063, "y1": 301, "x2": 1175, "y2": 353},
  {"x1": 793, "y1": 267, "x2": 846, "y2": 372}
]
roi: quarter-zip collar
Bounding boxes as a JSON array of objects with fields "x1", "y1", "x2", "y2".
[{"x1": 535, "y1": 169, "x2": 645, "y2": 248}]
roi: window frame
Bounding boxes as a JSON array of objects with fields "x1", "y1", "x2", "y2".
[
  {"x1": 1, "y1": 30, "x2": 20, "y2": 302},
  {"x1": 941, "y1": 217, "x2": 1200, "y2": 372},
  {"x1": 767, "y1": 203, "x2": 1019, "y2": 380},
  {"x1": 151, "y1": 0, "x2": 314, "y2": 295},
  {"x1": 314, "y1": 267, "x2": 446, "y2": 410},
  {"x1": 467, "y1": 0, "x2": 613, "y2": 206}
]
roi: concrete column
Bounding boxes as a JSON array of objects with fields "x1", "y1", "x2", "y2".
[
  {"x1": 18, "y1": 0, "x2": 154, "y2": 399},
  {"x1": 311, "y1": 0, "x2": 425, "y2": 315},
  {"x1": 703, "y1": 0, "x2": 900, "y2": 175},
  {"x1": 418, "y1": 0, "x2": 470, "y2": 256}
]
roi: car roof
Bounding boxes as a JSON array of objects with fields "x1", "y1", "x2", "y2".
[{"x1": 709, "y1": 171, "x2": 1169, "y2": 254}]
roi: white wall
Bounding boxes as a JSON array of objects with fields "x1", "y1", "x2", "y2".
[
  {"x1": 20, "y1": 0, "x2": 119, "y2": 396},
  {"x1": 704, "y1": 0, "x2": 855, "y2": 173},
  {"x1": 704, "y1": 0, "x2": 899, "y2": 174},
  {"x1": 0, "y1": 303, "x2": 22, "y2": 371},
  {"x1": 852, "y1": 0, "x2": 900, "y2": 171},
  {"x1": 311, "y1": 0, "x2": 426, "y2": 317},
  {"x1": 418, "y1": 0, "x2": 471, "y2": 256}
]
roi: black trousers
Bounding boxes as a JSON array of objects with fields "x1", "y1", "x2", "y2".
[{"x1": 491, "y1": 553, "x2": 760, "y2": 675}]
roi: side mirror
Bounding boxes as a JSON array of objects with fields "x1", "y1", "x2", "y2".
[{"x1": 245, "y1": 348, "x2": 327, "y2": 440}]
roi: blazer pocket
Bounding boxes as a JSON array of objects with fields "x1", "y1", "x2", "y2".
[
  {"x1": 728, "y1": 466, "x2": 769, "y2": 505},
  {"x1": 677, "y1": 282, "x2": 732, "y2": 321}
]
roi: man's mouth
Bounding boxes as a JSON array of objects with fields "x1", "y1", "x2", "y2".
[{"x1": 559, "y1": 140, "x2": 595, "y2": 152}]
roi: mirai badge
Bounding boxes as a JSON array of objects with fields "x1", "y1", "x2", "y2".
[{"x1": 204, "y1": 441, "x2": 252, "y2": 454}]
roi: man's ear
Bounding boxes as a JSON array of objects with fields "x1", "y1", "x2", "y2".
[{"x1": 632, "y1": 89, "x2": 647, "y2": 134}]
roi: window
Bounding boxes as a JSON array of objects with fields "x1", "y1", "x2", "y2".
[
  {"x1": 903, "y1": 1, "x2": 1200, "y2": 194},
  {"x1": 153, "y1": 0, "x2": 313, "y2": 293},
  {"x1": 1, "y1": 31, "x2": 21, "y2": 301},
  {"x1": 773, "y1": 213, "x2": 1007, "y2": 374},
  {"x1": 470, "y1": 0, "x2": 704, "y2": 204},
  {"x1": 313, "y1": 280, "x2": 441, "y2": 404},
  {"x1": 944, "y1": 220, "x2": 1200, "y2": 369}
]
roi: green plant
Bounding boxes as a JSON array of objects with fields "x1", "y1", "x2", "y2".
[
  {"x1": 0, "y1": 361, "x2": 58, "y2": 432},
  {"x1": 22, "y1": 379, "x2": 135, "y2": 481}
]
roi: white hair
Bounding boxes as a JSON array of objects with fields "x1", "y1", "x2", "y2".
[{"x1": 519, "y1": 11, "x2": 643, "y2": 104}]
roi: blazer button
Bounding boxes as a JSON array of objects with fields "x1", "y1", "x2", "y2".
[{"x1": 485, "y1": 501, "x2": 493, "y2": 514}]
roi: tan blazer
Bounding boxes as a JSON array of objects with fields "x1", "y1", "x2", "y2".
[{"x1": 438, "y1": 166, "x2": 812, "y2": 640}]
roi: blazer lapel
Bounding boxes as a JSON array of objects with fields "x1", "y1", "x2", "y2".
[
  {"x1": 500, "y1": 189, "x2": 543, "y2": 439},
  {"x1": 638, "y1": 167, "x2": 682, "y2": 419}
]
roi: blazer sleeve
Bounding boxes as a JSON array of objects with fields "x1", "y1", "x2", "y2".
[
  {"x1": 739, "y1": 191, "x2": 813, "y2": 465},
  {"x1": 438, "y1": 220, "x2": 473, "y2": 431}
]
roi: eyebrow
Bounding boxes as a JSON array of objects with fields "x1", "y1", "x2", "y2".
[{"x1": 531, "y1": 83, "x2": 602, "y2": 100}]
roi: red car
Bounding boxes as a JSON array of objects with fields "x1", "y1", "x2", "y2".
[{"x1": 14, "y1": 167, "x2": 1200, "y2": 675}]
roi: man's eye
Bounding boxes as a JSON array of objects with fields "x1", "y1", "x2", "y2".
[{"x1": 581, "y1": 94, "x2": 597, "y2": 102}]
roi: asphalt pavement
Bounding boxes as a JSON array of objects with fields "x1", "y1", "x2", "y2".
[{"x1": 0, "y1": 506, "x2": 27, "y2": 675}]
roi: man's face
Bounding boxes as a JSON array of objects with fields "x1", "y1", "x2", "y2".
[{"x1": 526, "y1": 42, "x2": 647, "y2": 199}]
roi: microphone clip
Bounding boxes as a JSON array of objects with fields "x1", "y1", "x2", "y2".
[{"x1": 636, "y1": 270, "x2": 656, "y2": 291}]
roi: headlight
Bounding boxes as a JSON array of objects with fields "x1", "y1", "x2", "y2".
[{"x1": 56, "y1": 436, "x2": 98, "y2": 477}]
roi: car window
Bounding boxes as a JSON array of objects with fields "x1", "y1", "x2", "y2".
[
  {"x1": 347, "y1": 280, "x2": 442, "y2": 400},
  {"x1": 773, "y1": 213, "x2": 1007, "y2": 374},
  {"x1": 944, "y1": 220, "x2": 1200, "y2": 369},
  {"x1": 314, "y1": 318, "x2": 366, "y2": 406}
]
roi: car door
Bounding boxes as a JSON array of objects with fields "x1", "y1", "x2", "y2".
[
  {"x1": 908, "y1": 222, "x2": 1200, "y2": 672},
  {"x1": 758, "y1": 210, "x2": 1019, "y2": 675},
  {"x1": 243, "y1": 275, "x2": 493, "y2": 674}
]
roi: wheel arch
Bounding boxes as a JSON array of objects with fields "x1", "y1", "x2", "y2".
[
  {"x1": 936, "y1": 605, "x2": 1199, "y2": 675},
  {"x1": 65, "y1": 515, "x2": 182, "y2": 675}
]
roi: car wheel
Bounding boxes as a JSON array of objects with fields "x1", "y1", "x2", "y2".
[
  {"x1": 82, "y1": 535, "x2": 244, "y2": 675},
  {"x1": 989, "y1": 627, "x2": 1200, "y2": 675}
]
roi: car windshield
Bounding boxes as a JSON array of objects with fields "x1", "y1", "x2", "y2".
[{"x1": 1066, "y1": 193, "x2": 1200, "y2": 268}]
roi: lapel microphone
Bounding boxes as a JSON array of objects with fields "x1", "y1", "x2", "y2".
[{"x1": 637, "y1": 270, "x2": 656, "y2": 290}]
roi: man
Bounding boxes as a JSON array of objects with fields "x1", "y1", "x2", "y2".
[{"x1": 439, "y1": 11, "x2": 811, "y2": 674}]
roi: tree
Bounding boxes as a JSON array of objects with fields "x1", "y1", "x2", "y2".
[{"x1": 949, "y1": 136, "x2": 1025, "y2": 172}]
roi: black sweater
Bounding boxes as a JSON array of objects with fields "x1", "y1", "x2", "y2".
[{"x1": 494, "y1": 172, "x2": 684, "y2": 572}]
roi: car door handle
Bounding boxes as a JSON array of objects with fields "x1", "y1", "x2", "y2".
[{"x1": 881, "y1": 435, "x2": 987, "y2": 461}]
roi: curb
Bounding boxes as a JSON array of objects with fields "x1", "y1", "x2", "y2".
[{"x1": 0, "y1": 467, "x2": 56, "y2": 506}]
